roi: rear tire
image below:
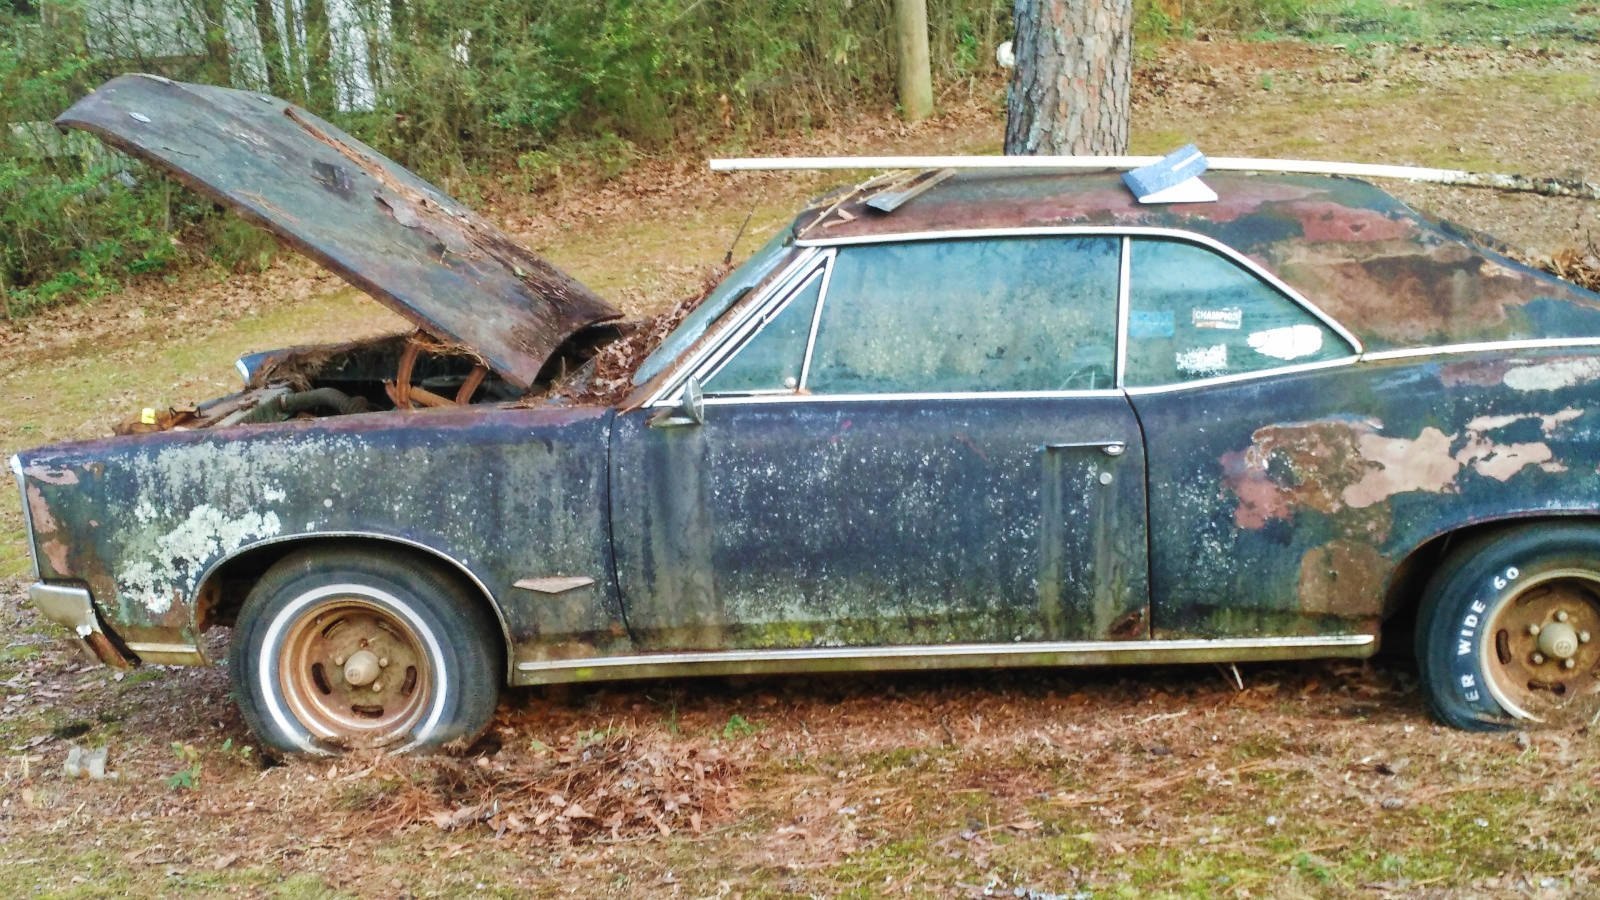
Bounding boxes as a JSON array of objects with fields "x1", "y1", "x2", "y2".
[
  {"x1": 1416, "y1": 523, "x2": 1600, "y2": 730},
  {"x1": 229, "y1": 546, "x2": 501, "y2": 755}
]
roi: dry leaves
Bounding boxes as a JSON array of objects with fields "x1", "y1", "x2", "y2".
[
  {"x1": 555, "y1": 262, "x2": 729, "y2": 406},
  {"x1": 361, "y1": 731, "x2": 742, "y2": 846}
]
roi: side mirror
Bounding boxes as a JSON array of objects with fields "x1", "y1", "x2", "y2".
[{"x1": 648, "y1": 377, "x2": 705, "y2": 429}]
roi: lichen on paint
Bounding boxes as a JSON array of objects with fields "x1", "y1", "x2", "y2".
[{"x1": 117, "y1": 504, "x2": 282, "y2": 614}]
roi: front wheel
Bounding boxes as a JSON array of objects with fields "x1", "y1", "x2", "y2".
[
  {"x1": 229, "y1": 547, "x2": 502, "y2": 755},
  {"x1": 1417, "y1": 523, "x2": 1600, "y2": 730}
]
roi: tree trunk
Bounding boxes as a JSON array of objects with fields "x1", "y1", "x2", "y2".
[
  {"x1": 197, "y1": 0, "x2": 233, "y2": 85},
  {"x1": 253, "y1": 0, "x2": 289, "y2": 95},
  {"x1": 894, "y1": 0, "x2": 934, "y2": 122},
  {"x1": 1004, "y1": 0, "x2": 1132, "y2": 155},
  {"x1": 303, "y1": 0, "x2": 337, "y2": 111}
]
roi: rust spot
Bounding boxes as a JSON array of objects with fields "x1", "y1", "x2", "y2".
[
  {"x1": 1298, "y1": 540, "x2": 1387, "y2": 617},
  {"x1": 1439, "y1": 358, "x2": 1513, "y2": 388},
  {"x1": 27, "y1": 466, "x2": 79, "y2": 486},
  {"x1": 25, "y1": 484, "x2": 60, "y2": 532},
  {"x1": 41, "y1": 539, "x2": 70, "y2": 574},
  {"x1": 1287, "y1": 201, "x2": 1414, "y2": 243},
  {"x1": 1221, "y1": 419, "x2": 1375, "y2": 529}
]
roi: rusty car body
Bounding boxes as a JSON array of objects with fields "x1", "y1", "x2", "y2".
[{"x1": 16, "y1": 75, "x2": 1600, "y2": 753}]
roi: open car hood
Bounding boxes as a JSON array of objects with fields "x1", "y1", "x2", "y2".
[{"x1": 57, "y1": 74, "x2": 620, "y2": 390}]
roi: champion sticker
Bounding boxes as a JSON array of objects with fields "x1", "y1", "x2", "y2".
[{"x1": 1192, "y1": 307, "x2": 1243, "y2": 330}]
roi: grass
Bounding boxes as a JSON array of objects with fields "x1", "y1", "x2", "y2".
[{"x1": 1270, "y1": 0, "x2": 1600, "y2": 46}]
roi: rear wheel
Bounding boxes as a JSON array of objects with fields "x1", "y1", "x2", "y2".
[
  {"x1": 1417, "y1": 524, "x2": 1600, "y2": 730},
  {"x1": 229, "y1": 546, "x2": 501, "y2": 755}
]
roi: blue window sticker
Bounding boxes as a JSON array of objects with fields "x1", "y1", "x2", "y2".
[{"x1": 1129, "y1": 309, "x2": 1176, "y2": 339}]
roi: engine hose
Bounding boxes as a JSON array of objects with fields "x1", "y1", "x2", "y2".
[{"x1": 239, "y1": 387, "x2": 371, "y2": 424}]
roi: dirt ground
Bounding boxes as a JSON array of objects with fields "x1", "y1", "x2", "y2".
[{"x1": 3, "y1": 38, "x2": 1599, "y2": 897}]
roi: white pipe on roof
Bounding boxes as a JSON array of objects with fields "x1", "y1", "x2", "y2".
[{"x1": 708, "y1": 155, "x2": 1600, "y2": 200}]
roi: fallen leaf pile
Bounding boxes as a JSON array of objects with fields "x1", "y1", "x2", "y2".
[
  {"x1": 361, "y1": 732, "x2": 742, "y2": 845},
  {"x1": 1544, "y1": 242, "x2": 1600, "y2": 291},
  {"x1": 556, "y1": 263, "x2": 730, "y2": 406}
]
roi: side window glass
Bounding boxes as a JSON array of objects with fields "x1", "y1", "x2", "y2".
[
  {"x1": 1125, "y1": 239, "x2": 1351, "y2": 386},
  {"x1": 806, "y1": 237, "x2": 1120, "y2": 394},
  {"x1": 702, "y1": 268, "x2": 823, "y2": 394}
]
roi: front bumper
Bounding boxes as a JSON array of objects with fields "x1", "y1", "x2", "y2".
[{"x1": 28, "y1": 582, "x2": 133, "y2": 669}]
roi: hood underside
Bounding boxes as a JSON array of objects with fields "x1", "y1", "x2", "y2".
[{"x1": 57, "y1": 74, "x2": 620, "y2": 390}]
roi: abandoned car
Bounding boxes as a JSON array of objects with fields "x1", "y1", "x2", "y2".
[{"x1": 15, "y1": 75, "x2": 1600, "y2": 754}]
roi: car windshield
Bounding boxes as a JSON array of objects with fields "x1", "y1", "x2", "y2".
[{"x1": 632, "y1": 225, "x2": 798, "y2": 386}]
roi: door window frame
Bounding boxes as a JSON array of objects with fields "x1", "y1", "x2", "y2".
[{"x1": 646, "y1": 226, "x2": 1365, "y2": 409}]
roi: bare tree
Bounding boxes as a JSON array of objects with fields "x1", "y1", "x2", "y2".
[{"x1": 1004, "y1": 0, "x2": 1132, "y2": 155}]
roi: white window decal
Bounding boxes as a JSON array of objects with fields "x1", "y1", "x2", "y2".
[
  {"x1": 1176, "y1": 344, "x2": 1228, "y2": 376},
  {"x1": 1246, "y1": 324, "x2": 1325, "y2": 361}
]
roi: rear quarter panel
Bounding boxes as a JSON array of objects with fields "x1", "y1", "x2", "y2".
[{"x1": 1134, "y1": 348, "x2": 1600, "y2": 637}]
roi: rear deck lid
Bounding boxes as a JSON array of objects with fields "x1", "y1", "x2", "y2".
[{"x1": 57, "y1": 74, "x2": 620, "y2": 390}]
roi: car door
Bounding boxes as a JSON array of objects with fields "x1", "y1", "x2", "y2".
[{"x1": 611, "y1": 235, "x2": 1150, "y2": 651}]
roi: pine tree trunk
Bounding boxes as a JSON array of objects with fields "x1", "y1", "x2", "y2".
[{"x1": 1004, "y1": 0, "x2": 1132, "y2": 155}]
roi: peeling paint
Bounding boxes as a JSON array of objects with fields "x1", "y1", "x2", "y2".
[
  {"x1": 1343, "y1": 427, "x2": 1458, "y2": 509},
  {"x1": 1503, "y1": 357, "x2": 1600, "y2": 392}
]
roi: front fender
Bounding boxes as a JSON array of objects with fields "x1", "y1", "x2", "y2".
[{"x1": 18, "y1": 404, "x2": 625, "y2": 661}]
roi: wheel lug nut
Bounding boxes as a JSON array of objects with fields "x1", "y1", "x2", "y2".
[
  {"x1": 333, "y1": 654, "x2": 346, "y2": 666},
  {"x1": 1563, "y1": 658, "x2": 1577, "y2": 670},
  {"x1": 1528, "y1": 624, "x2": 1542, "y2": 637},
  {"x1": 1532, "y1": 652, "x2": 1546, "y2": 665},
  {"x1": 1556, "y1": 611, "x2": 1570, "y2": 623},
  {"x1": 379, "y1": 657, "x2": 389, "y2": 668},
  {"x1": 1582, "y1": 631, "x2": 1592, "y2": 644},
  {"x1": 371, "y1": 681, "x2": 383, "y2": 692}
]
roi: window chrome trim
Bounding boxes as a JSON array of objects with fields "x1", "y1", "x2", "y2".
[
  {"x1": 1360, "y1": 337, "x2": 1600, "y2": 363},
  {"x1": 1124, "y1": 355, "x2": 1362, "y2": 395},
  {"x1": 11, "y1": 455, "x2": 39, "y2": 580},
  {"x1": 515, "y1": 633, "x2": 1376, "y2": 677},
  {"x1": 650, "y1": 226, "x2": 1388, "y2": 407},
  {"x1": 795, "y1": 225, "x2": 1365, "y2": 356},
  {"x1": 699, "y1": 388, "x2": 1124, "y2": 406},
  {"x1": 1114, "y1": 236, "x2": 1131, "y2": 389},
  {"x1": 697, "y1": 263, "x2": 828, "y2": 394},
  {"x1": 645, "y1": 246, "x2": 823, "y2": 407},
  {"x1": 796, "y1": 248, "x2": 837, "y2": 390}
]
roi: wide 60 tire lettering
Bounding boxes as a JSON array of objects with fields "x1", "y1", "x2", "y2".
[
  {"x1": 229, "y1": 547, "x2": 501, "y2": 755},
  {"x1": 1417, "y1": 524, "x2": 1600, "y2": 730}
]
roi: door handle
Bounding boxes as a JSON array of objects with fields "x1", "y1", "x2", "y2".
[{"x1": 1042, "y1": 440, "x2": 1126, "y2": 457}]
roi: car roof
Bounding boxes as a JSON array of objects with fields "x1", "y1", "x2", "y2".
[{"x1": 794, "y1": 170, "x2": 1600, "y2": 352}]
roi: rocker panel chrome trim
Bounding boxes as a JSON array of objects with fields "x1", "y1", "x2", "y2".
[{"x1": 513, "y1": 634, "x2": 1376, "y2": 683}]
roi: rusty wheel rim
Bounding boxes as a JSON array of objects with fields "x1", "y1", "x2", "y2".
[
  {"x1": 278, "y1": 597, "x2": 431, "y2": 748},
  {"x1": 1483, "y1": 571, "x2": 1600, "y2": 726}
]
